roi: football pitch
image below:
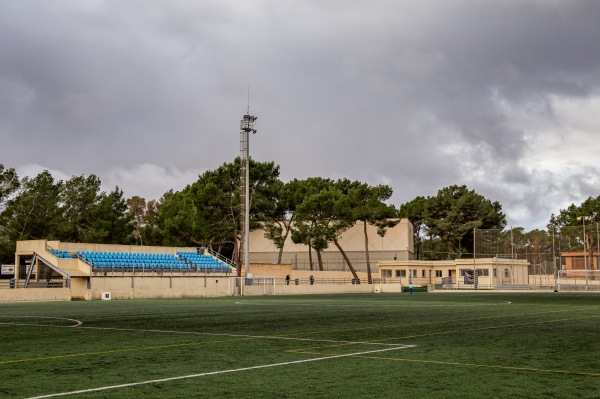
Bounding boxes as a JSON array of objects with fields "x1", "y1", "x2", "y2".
[{"x1": 1, "y1": 292, "x2": 599, "y2": 398}]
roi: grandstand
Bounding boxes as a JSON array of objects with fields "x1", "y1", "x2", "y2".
[
  {"x1": 69, "y1": 250, "x2": 230, "y2": 271},
  {"x1": 10, "y1": 240, "x2": 235, "y2": 301},
  {"x1": 46, "y1": 247, "x2": 232, "y2": 271}
]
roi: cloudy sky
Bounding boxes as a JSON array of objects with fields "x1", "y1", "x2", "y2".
[{"x1": 1, "y1": 0, "x2": 599, "y2": 229}]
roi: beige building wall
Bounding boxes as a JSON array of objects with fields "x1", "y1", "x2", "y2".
[
  {"x1": 0, "y1": 287, "x2": 71, "y2": 303},
  {"x1": 250, "y1": 263, "x2": 369, "y2": 281},
  {"x1": 87, "y1": 275, "x2": 231, "y2": 300},
  {"x1": 244, "y1": 263, "x2": 400, "y2": 295},
  {"x1": 241, "y1": 281, "x2": 389, "y2": 296},
  {"x1": 249, "y1": 218, "x2": 414, "y2": 272}
]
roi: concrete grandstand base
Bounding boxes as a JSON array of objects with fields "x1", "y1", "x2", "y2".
[
  {"x1": 0, "y1": 278, "x2": 403, "y2": 302},
  {"x1": 0, "y1": 287, "x2": 71, "y2": 303}
]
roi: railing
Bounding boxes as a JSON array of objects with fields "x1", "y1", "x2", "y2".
[
  {"x1": 90, "y1": 267, "x2": 232, "y2": 277},
  {"x1": 0, "y1": 280, "x2": 66, "y2": 289},
  {"x1": 204, "y1": 247, "x2": 237, "y2": 271},
  {"x1": 0, "y1": 280, "x2": 16, "y2": 289},
  {"x1": 558, "y1": 284, "x2": 600, "y2": 291},
  {"x1": 272, "y1": 277, "x2": 389, "y2": 286},
  {"x1": 291, "y1": 261, "x2": 371, "y2": 272}
]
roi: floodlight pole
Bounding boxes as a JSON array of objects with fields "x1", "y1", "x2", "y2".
[
  {"x1": 551, "y1": 225, "x2": 557, "y2": 290},
  {"x1": 578, "y1": 216, "x2": 589, "y2": 290},
  {"x1": 473, "y1": 228, "x2": 477, "y2": 290},
  {"x1": 240, "y1": 109, "x2": 257, "y2": 278}
]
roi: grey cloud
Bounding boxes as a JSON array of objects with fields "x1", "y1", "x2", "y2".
[{"x1": 1, "y1": 0, "x2": 600, "y2": 229}]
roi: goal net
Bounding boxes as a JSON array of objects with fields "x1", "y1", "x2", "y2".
[
  {"x1": 473, "y1": 228, "x2": 507, "y2": 259},
  {"x1": 474, "y1": 228, "x2": 560, "y2": 274},
  {"x1": 231, "y1": 276, "x2": 276, "y2": 296},
  {"x1": 558, "y1": 269, "x2": 600, "y2": 291},
  {"x1": 472, "y1": 227, "x2": 600, "y2": 290}
]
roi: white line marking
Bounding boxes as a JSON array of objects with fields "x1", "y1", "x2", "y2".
[
  {"x1": 235, "y1": 300, "x2": 513, "y2": 307},
  {"x1": 76, "y1": 325, "x2": 400, "y2": 346},
  {"x1": 0, "y1": 316, "x2": 82, "y2": 327},
  {"x1": 1, "y1": 319, "x2": 406, "y2": 346},
  {"x1": 25, "y1": 345, "x2": 414, "y2": 399}
]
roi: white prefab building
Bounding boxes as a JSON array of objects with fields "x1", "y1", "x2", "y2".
[{"x1": 378, "y1": 257, "x2": 530, "y2": 289}]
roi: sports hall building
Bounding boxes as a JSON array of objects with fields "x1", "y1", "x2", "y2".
[{"x1": 247, "y1": 218, "x2": 415, "y2": 272}]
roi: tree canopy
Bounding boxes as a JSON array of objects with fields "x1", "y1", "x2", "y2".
[
  {"x1": 0, "y1": 167, "x2": 136, "y2": 263},
  {"x1": 0, "y1": 164, "x2": 19, "y2": 212},
  {"x1": 2, "y1": 161, "x2": 599, "y2": 270},
  {"x1": 400, "y1": 185, "x2": 506, "y2": 260},
  {"x1": 548, "y1": 195, "x2": 600, "y2": 269},
  {"x1": 346, "y1": 182, "x2": 398, "y2": 280}
]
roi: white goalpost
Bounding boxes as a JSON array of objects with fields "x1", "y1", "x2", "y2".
[
  {"x1": 231, "y1": 276, "x2": 277, "y2": 296},
  {"x1": 557, "y1": 269, "x2": 600, "y2": 291}
]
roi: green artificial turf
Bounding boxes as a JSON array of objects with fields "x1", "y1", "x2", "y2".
[{"x1": 1, "y1": 292, "x2": 599, "y2": 398}]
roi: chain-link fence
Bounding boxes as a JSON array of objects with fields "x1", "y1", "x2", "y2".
[{"x1": 475, "y1": 225, "x2": 600, "y2": 290}]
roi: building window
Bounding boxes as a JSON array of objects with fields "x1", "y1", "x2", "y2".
[
  {"x1": 396, "y1": 270, "x2": 406, "y2": 277},
  {"x1": 382, "y1": 270, "x2": 392, "y2": 278},
  {"x1": 460, "y1": 269, "x2": 489, "y2": 277},
  {"x1": 421, "y1": 270, "x2": 426, "y2": 277},
  {"x1": 572, "y1": 257, "x2": 585, "y2": 269},
  {"x1": 493, "y1": 269, "x2": 497, "y2": 277},
  {"x1": 504, "y1": 268, "x2": 510, "y2": 278},
  {"x1": 435, "y1": 270, "x2": 442, "y2": 278},
  {"x1": 412, "y1": 270, "x2": 417, "y2": 277}
]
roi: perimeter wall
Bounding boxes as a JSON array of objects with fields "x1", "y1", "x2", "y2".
[
  {"x1": 0, "y1": 263, "x2": 392, "y2": 302},
  {"x1": 0, "y1": 288, "x2": 71, "y2": 302}
]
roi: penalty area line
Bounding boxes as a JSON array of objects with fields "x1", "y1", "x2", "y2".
[
  {"x1": 0, "y1": 316, "x2": 83, "y2": 328},
  {"x1": 25, "y1": 345, "x2": 413, "y2": 399}
]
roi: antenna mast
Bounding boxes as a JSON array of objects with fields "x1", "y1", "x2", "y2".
[{"x1": 240, "y1": 93, "x2": 257, "y2": 280}]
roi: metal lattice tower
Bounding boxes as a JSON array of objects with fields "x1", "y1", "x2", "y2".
[{"x1": 240, "y1": 109, "x2": 257, "y2": 276}]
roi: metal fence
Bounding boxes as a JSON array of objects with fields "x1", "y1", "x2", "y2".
[
  {"x1": 475, "y1": 226, "x2": 599, "y2": 275},
  {"x1": 0, "y1": 279, "x2": 66, "y2": 289}
]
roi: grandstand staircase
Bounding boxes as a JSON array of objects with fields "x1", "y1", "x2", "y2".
[{"x1": 24, "y1": 252, "x2": 73, "y2": 288}]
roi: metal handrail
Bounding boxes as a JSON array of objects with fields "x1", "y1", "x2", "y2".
[{"x1": 204, "y1": 247, "x2": 237, "y2": 271}]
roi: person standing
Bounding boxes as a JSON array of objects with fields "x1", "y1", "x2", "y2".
[
  {"x1": 409, "y1": 282, "x2": 413, "y2": 295},
  {"x1": 285, "y1": 274, "x2": 290, "y2": 285}
]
